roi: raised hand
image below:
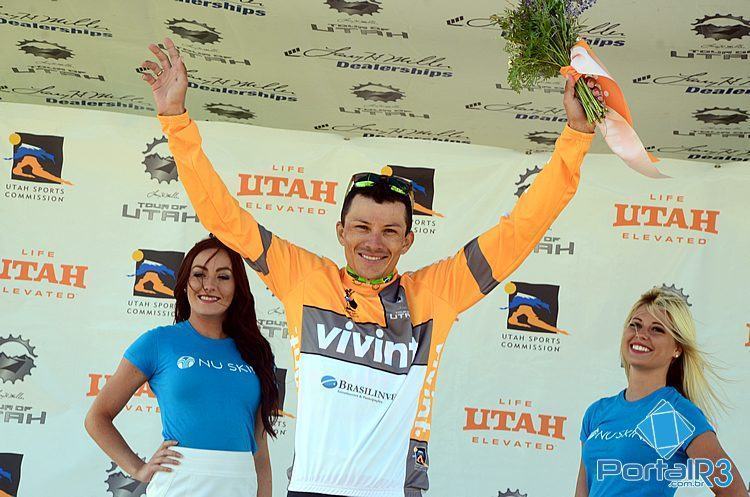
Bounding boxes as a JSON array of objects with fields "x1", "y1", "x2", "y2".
[
  {"x1": 563, "y1": 75, "x2": 605, "y2": 134},
  {"x1": 140, "y1": 38, "x2": 188, "y2": 116},
  {"x1": 132, "y1": 440, "x2": 182, "y2": 483}
]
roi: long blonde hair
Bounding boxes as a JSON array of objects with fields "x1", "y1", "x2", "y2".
[{"x1": 621, "y1": 287, "x2": 726, "y2": 425}]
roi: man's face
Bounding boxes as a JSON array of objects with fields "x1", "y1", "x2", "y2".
[{"x1": 337, "y1": 195, "x2": 414, "y2": 281}]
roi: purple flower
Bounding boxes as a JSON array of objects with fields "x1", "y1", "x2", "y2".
[{"x1": 566, "y1": 0, "x2": 597, "y2": 17}]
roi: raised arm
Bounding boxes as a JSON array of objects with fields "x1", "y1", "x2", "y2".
[
  {"x1": 141, "y1": 39, "x2": 328, "y2": 299},
  {"x1": 411, "y1": 77, "x2": 595, "y2": 313}
]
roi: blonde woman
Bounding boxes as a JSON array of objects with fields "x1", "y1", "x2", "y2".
[{"x1": 574, "y1": 287, "x2": 746, "y2": 496}]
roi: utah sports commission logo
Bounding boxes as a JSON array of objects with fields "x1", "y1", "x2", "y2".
[
  {"x1": 0, "y1": 453, "x2": 23, "y2": 497},
  {"x1": 8, "y1": 133, "x2": 72, "y2": 185},
  {"x1": 381, "y1": 165, "x2": 444, "y2": 217},
  {"x1": 129, "y1": 249, "x2": 184, "y2": 299},
  {"x1": 503, "y1": 282, "x2": 568, "y2": 335}
]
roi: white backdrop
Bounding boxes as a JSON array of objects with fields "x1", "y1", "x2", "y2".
[{"x1": 0, "y1": 101, "x2": 748, "y2": 497}]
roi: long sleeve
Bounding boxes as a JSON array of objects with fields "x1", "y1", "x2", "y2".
[
  {"x1": 159, "y1": 112, "x2": 328, "y2": 299},
  {"x1": 409, "y1": 124, "x2": 593, "y2": 314}
]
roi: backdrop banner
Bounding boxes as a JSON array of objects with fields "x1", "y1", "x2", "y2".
[{"x1": 0, "y1": 101, "x2": 747, "y2": 497}]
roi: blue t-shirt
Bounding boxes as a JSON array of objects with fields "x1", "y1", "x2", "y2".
[
  {"x1": 580, "y1": 386, "x2": 714, "y2": 496},
  {"x1": 124, "y1": 320, "x2": 262, "y2": 452}
]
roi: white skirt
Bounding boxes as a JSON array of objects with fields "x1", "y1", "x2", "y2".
[{"x1": 145, "y1": 446, "x2": 257, "y2": 497}]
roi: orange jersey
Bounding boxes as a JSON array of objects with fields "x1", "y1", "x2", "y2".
[{"x1": 160, "y1": 113, "x2": 593, "y2": 497}]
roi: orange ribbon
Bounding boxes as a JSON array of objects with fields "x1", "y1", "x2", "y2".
[{"x1": 559, "y1": 65, "x2": 582, "y2": 82}]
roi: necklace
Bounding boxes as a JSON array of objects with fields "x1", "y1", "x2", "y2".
[{"x1": 346, "y1": 266, "x2": 394, "y2": 287}]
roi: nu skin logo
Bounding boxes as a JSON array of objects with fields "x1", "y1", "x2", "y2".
[
  {"x1": 176, "y1": 356, "x2": 254, "y2": 373},
  {"x1": 316, "y1": 321, "x2": 418, "y2": 368}
]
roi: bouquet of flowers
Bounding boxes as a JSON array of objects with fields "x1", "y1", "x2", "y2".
[{"x1": 491, "y1": 0, "x2": 607, "y2": 123}]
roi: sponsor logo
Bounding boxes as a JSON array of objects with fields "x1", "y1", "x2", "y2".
[
  {"x1": 204, "y1": 102, "x2": 255, "y2": 120},
  {"x1": 87, "y1": 373, "x2": 158, "y2": 415},
  {"x1": 613, "y1": 193, "x2": 721, "y2": 245},
  {"x1": 17, "y1": 39, "x2": 73, "y2": 60},
  {"x1": 0, "y1": 84, "x2": 154, "y2": 111},
  {"x1": 466, "y1": 101, "x2": 568, "y2": 124},
  {"x1": 316, "y1": 321, "x2": 418, "y2": 369},
  {"x1": 313, "y1": 123, "x2": 470, "y2": 143},
  {"x1": 187, "y1": 69, "x2": 297, "y2": 103},
  {"x1": 167, "y1": 18, "x2": 221, "y2": 44},
  {"x1": 5, "y1": 132, "x2": 72, "y2": 204},
  {"x1": 636, "y1": 400, "x2": 695, "y2": 459},
  {"x1": 692, "y1": 14, "x2": 750, "y2": 41},
  {"x1": 0, "y1": 335, "x2": 47, "y2": 425},
  {"x1": 319, "y1": 374, "x2": 396, "y2": 403},
  {"x1": 0, "y1": 249, "x2": 88, "y2": 300},
  {"x1": 0, "y1": 453, "x2": 23, "y2": 497},
  {"x1": 238, "y1": 164, "x2": 339, "y2": 216},
  {"x1": 313, "y1": 1, "x2": 409, "y2": 39},
  {"x1": 161, "y1": 19, "x2": 251, "y2": 66},
  {"x1": 283, "y1": 45, "x2": 453, "y2": 78},
  {"x1": 13, "y1": 39, "x2": 105, "y2": 81},
  {"x1": 0, "y1": 6, "x2": 112, "y2": 38},
  {"x1": 342, "y1": 82, "x2": 429, "y2": 119},
  {"x1": 259, "y1": 306, "x2": 289, "y2": 339},
  {"x1": 383, "y1": 164, "x2": 442, "y2": 218},
  {"x1": 632, "y1": 72, "x2": 750, "y2": 95},
  {"x1": 646, "y1": 144, "x2": 749, "y2": 162},
  {"x1": 660, "y1": 284, "x2": 691, "y2": 307},
  {"x1": 502, "y1": 282, "x2": 567, "y2": 335},
  {"x1": 105, "y1": 461, "x2": 148, "y2": 497},
  {"x1": 446, "y1": 13, "x2": 625, "y2": 47},
  {"x1": 177, "y1": 356, "x2": 255, "y2": 374},
  {"x1": 174, "y1": 0, "x2": 266, "y2": 17},
  {"x1": 671, "y1": 14, "x2": 749, "y2": 61},
  {"x1": 177, "y1": 356, "x2": 195, "y2": 369},
  {"x1": 129, "y1": 249, "x2": 183, "y2": 300},
  {"x1": 464, "y1": 397, "x2": 567, "y2": 451},
  {"x1": 498, "y1": 491, "x2": 527, "y2": 497},
  {"x1": 0, "y1": 335, "x2": 36, "y2": 384},
  {"x1": 525, "y1": 131, "x2": 557, "y2": 147},
  {"x1": 673, "y1": 107, "x2": 750, "y2": 139},
  {"x1": 413, "y1": 445, "x2": 428, "y2": 470},
  {"x1": 514, "y1": 165, "x2": 541, "y2": 198},
  {"x1": 325, "y1": 0, "x2": 381, "y2": 16},
  {"x1": 121, "y1": 138, "x2": 198, "y2": 224}
]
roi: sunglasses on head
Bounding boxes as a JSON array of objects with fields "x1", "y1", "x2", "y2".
[{"x1": 346, "y1": 172, "x2": 415, "y2": 208}]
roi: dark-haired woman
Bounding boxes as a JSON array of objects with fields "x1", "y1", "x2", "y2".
[{"x1": 85, "y1": 236, "x2": 278, "y2": 497}]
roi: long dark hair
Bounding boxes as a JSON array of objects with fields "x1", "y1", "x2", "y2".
[{"x1": 174, "y1": 236, "x2": 279, "y2": 437}]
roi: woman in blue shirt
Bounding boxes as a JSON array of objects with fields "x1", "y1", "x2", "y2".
[
  {"x1": 574, "y1": 287, "x2": 746, "y2": 496},
  {"x1": 85, "y1": 236, "x2": 279, "y2": 497}
]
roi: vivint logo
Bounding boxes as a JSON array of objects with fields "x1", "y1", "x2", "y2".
[
  {"x1": 317, "y1": 321, "x2": 418, "y2": 368},
  {"x1": 177, "y1": 356, "x2": 195, "y2": 369}
]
